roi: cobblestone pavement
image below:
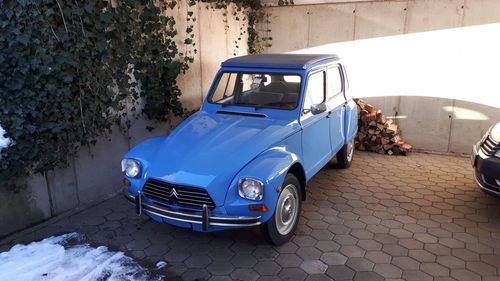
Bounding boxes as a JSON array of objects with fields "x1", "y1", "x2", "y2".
[{"x1": 2, "y1": 151, "x2": 500, "y2": 281}]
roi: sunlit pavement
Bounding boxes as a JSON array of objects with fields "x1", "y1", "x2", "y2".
[{"x1": 2, "y1": 151, "x2": 500, "y2": 281}]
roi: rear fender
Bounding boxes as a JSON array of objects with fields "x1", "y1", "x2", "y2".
[{"x1": 344, "y1": 99, "x2": 358, "y2": 143}]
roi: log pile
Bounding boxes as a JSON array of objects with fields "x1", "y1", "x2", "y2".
[{"x1": 354, "y1": 99, "x2": 412, "y2": 156}]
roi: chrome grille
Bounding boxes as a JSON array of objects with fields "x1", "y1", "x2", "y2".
[
  {"x1": 481, "y1": 135, "x2": 500, "y2": 156},
  {"x1": 143, "y1": 178, "x2": 215, "y2": 210}
]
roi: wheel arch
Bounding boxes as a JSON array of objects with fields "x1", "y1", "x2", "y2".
[
  {"x1": 224, "y1": 148, "x2": 304, "y2": 222},
  {"x1": 288, "y1": 162, "x2": 307, "y2": 201}
]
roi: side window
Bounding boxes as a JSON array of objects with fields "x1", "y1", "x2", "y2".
[
  {"x1": 342, "y1": 65, "x2": 350, "y2": 90},
  {"x1": 327, "y1": 66, "x2": 343, "y2": 99},
  {"x1": 210, "y1": 73, "x2": 237, "y2": 102},
  {"x1": 342, "y1": 65, "x2": 352, "y2": 100},
  {"x1": 303, "y1": 71, "x2": 325, "y2": 112}
]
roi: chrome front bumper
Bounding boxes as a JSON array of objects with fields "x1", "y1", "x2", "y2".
[{"x1": 125, "y1": 192, "x2": 261, "y2": 230}]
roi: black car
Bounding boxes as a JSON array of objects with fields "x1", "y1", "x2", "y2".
[{"x1": 472, "y1": 123, "x2": 500, "y2": 196}]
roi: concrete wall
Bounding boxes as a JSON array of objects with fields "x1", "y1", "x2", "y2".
[
  {"x1": 260, "y1": 0, "x2": 500, "y2": 154},
  {"x1": 364, "y1": 96, "x2": 499, "y2": 154},
  {"x1": 0, "y1": 3, "x2": 248, "y2": 238}
]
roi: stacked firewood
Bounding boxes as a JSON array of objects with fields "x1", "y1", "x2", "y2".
[{"x1": 354, "y1": 99, "x2": 412, "y2": 156}]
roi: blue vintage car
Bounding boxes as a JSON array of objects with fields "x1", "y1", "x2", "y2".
[{"x1": 122, "y1": 54, "x2": 358, "y2": 245}]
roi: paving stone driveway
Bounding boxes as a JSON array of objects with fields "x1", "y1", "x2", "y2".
[{"x1": 2, "y1": 151, "x2": 500, "y2": 281}]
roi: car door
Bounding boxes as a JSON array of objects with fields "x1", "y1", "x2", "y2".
[
  {"x1": 326, "y1": 65, "x2": 346, "y2": 154},
  {"x1": 300, "y1": 70, "x2": 333, "y2": 179}
]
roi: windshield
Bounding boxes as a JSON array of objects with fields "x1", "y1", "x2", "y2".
[{"x1": 208, "y1": 72, "x2": 302, "y2": 110}]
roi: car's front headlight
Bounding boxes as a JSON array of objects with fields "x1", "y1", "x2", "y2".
[
  {"x1": 238, "y1": 178, "x2": 264, "y2": 200},
  {"x1": 121, "y1": 159, "x2": 141, "y2": 178}
]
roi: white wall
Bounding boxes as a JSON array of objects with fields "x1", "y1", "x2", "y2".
[{"x1": 260, "y1": 0, "x2": 500, "y2": 154}]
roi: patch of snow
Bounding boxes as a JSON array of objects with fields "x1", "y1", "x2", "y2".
[
  {"x1": 155, "y1": 261, "x2": 167, "y2": 269},
  {"x1": 0, "y1": 233, "x2": 163, "y2": 281},
  {"x1": 0, "y1": 124, "x2": 12, "y2": 159}
]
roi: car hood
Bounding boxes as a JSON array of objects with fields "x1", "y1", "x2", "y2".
[{"x1": 144, "y1": 111, "x2": 298, "y2": 206}]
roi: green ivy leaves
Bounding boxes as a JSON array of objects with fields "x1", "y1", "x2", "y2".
[
  {"x1": 0, "y1": 0, "x2": 278, "y2": 191},
  {"x1": 0, "y1": 0, "x2": 185, "y2": 190}
]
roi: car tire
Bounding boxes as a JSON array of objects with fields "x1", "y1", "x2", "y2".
[
  {"x1": 336, "y1": 138, "x2": 354, "y2": 169},
  {"x1": 261, "y1": 174, "x2": 302, "y2": 246}
]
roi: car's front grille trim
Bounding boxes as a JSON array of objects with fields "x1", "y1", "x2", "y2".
[
  {"x1": 176, "y1": 189, "x2": 211, "y2": 196},
  {"x1": 143, "y1": 185, "x2": 204, "y2": 198},
  {"x1": 177, "y1": 198, "x2": 210, "y2": 204},
  {"x1": 143, "y1": 189, "x2": 173, "y2": 201},
  {"x1": 146, "y1": 182, "x2": 170, "y2": 189},
  {"x1": 481, "y1": 135, "x2": 500, "y2": 156},
  {"x1": 142, "y1": 179, "x2": 216, "y2": 210}
]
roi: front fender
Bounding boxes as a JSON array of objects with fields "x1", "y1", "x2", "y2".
[
  {"x1": 224, "y1": 147, "x2": 301, "y2": 223},
  {"x1": 123, "y1": 135, "x2": 167, "y2": 194}
]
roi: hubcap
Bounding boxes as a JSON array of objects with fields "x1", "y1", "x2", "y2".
[
  {"x1": 347, "y1": 139, "x2": 354, "y2": 162},
  {"x1": 275, "y1": 184, "x2": 299, "y2": 235}
]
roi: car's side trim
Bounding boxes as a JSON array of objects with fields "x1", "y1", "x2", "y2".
[{"x1": 125, "y1": 193, "x2": 262, "y2": 229}]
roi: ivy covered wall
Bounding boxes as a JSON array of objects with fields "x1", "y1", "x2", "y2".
[{"x1": 0, "y1": 0, "x2": 255, "y2": 237}]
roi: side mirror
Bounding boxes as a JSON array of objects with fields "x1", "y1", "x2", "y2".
[{"x1": 311, "y1": 103, "x2": 327, "y2": 115}]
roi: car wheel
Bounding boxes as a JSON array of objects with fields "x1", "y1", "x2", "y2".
[
  {"x1": 261, "y1": 174, "x2": 302, "y2": 246},
  {"x1": 336, "y1": 138, "x2": 354, "y2": 169}
]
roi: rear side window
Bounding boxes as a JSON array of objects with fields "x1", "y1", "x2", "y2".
[
  {"x1": 303, "y1": 71, "x2": 325, "y2": 111},
  {"x1": 327, "y1": 66, "x2": 343, "y2": 99}
]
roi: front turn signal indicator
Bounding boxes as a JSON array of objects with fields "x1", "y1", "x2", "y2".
[
  {"x1": 123, "y1": 178, "x2": 131, "y2": 187},
  {"x1": 249, "y1": 204, "x2": 269, "y2": 212}
]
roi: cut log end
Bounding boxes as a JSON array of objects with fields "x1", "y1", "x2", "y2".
[{"x1": 354, "y1": 99, "x2": 412, "y2": 156}]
